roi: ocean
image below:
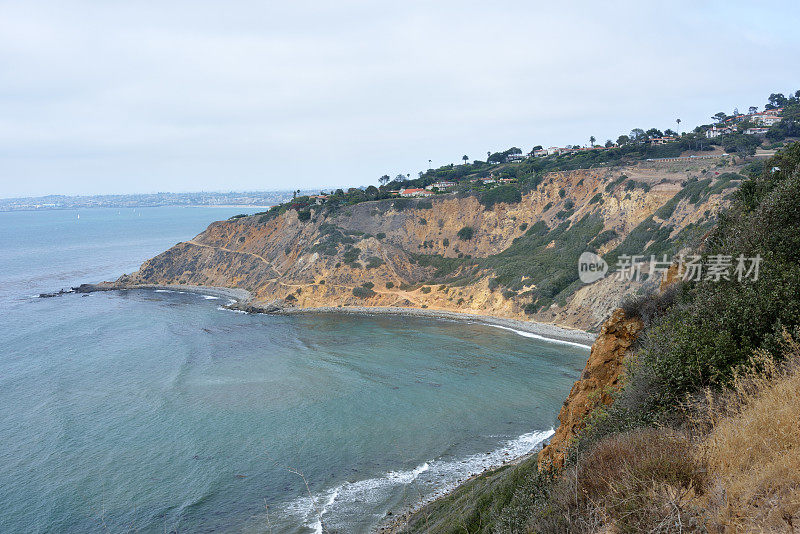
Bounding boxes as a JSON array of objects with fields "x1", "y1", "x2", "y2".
[{"x1": 0, "y1": 207, "x2": 588, "y2": 533}]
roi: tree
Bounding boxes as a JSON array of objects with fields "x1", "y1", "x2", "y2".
[
  {"x1": 378, "y1": 175, "x2": 390, "y2": 186},
  {"x1": 646, "y1": 128, "x2": 663, "y2": 138},
  {"x1": 748, "y1": 106, "x2": 759, "y2": 115},
  {"x1": 617, "y1": 134, "x2": 631, "y2": 146},
  {"x1": 630, "y1": 128, "x2": 646, "y2": 142},
  {"x1": 676, "y1": 118, "x2": 681, "y2": 134},
  {"x1": 395, "y1": 174, "x2": 406, "y2": 182},
  {"x1": 428, "y1": 159, "x2": 432, "y2": 169},
  {"x1": 664, "y1": 128, "x2": 677, "y2": 137},
  {"x1": 766, "y1": 93, "x2": 787, "y2": 110},
  {"x1": 712, "y1": 112, "x2": 728, "y2": 123},
  {"x1": 462, "y1": 155, "x2": 469, "y2": 164},
  {"x1": 605, "y1": 139, "x2": 614, "y2": 148},
  {"x1": 589, "y1": 135, "x2": 596, "y2": 147}
]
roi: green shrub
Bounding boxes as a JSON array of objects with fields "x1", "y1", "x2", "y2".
[
  {"x1": 297, "y1": 210, "x2": 311, "y2": 221},
  {"x1": 480, "y1": 185, "x2": 522, "y2": 208},
  {"x1": 457, "y1": 226, "x2": 475, "y2": 240},
  {"x1": 376, "y1": 232, "x2": 386, "y2": 239},
  {"x1": 352, "y1": 286, "x2": 375, "y2": 298},
  {"x1": 421, "y1": 286, "x2": 431, "y2": 294},
  {"x1": 385, "y1": 281, "x2": 394, "y2": 289},
  {"x1": 392, "y1": 198, "x2": 413, "y2": 211},
  {"x1": 342, "y1": 246, "x2": 361, "y2": 266},
  {"x1": 361, "y1": 282, "x2": 374, "y2": 289},
  {"x1": 365, "y1": 256, "x2": 384, "y2": 269}
]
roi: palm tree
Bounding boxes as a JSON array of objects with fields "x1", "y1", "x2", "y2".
[
  {"x1": 462, "y1": 155, "x2": 469, "y2": 165},
  {"x1": 676, "y1": 118, "x2": 681, "y2": 135},
  {"x1": 428, "y1": 159, "x2": 432, "y2": 169},
  {"x1": 589, "y1": 136, "x2": 596, "y2": 147}
]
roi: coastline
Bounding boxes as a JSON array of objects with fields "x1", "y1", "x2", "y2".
[
  {"x1": 279, "y1": 305, "x2": 596, "y2": 347},
  {"x1": 75, "y1": 283, "x2": 596, "y2": 347}
]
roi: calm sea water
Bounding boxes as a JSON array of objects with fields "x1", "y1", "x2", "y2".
[{"x1": 0, "y1": 207, "x2": 588, "y2": 533}]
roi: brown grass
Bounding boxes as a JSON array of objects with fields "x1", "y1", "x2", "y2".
[
  {"x1": 562, "y1": 428, "x2": 707, "y2": 533},
  {"x1": 695, "y1": 333, "x2": 800, "y2": 533}
]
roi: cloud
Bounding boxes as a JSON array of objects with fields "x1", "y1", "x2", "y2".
[{"x1": 0, "y1": 0, "x2": 798, "y2": 197}]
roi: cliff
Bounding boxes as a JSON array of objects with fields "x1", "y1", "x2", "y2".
[
  {"x1": 117, "y1": 158, "x2": 743, "y2": 331},
  {"x1": 537, "y1": 308, "x2": 643, "y2": 469}
]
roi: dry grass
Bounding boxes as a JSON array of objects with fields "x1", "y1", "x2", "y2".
[
  {"x1": 561, "y1": 428, "x2": 707, "y2": 533},
  {"x1": 695, "y1": 333, "x2": 800, "y2": 533}
]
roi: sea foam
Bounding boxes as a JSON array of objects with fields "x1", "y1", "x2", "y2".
[{"x1": 280, "y1": 429, "x2": 553, "y2": 532}]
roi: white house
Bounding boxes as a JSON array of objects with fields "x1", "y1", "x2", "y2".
[
  {"x1": 425, "y1": 181, "x2": 456, "y2": 191},
  {"x1": 706, "y1": 126, "x2": 733, "y2": 138}
]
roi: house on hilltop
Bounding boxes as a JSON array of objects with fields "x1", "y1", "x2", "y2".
[
  {"x1": 399, "y1": 188, "x2": 434, "y2": 198},
  {"x1": 425, "y1": 181, "x2": 456, "y2": 191}
]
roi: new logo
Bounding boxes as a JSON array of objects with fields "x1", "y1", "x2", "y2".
[{"x1": 578, "y1": 252, "x2": 608, "y2": 283}]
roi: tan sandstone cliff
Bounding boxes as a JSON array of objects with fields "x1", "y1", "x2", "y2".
[
  {"x1": 116, "y1": 158, "x2": 741, "y2": 331},
  {"x1": 538, "y1": 308, "x2": 644, "y2": 469}
]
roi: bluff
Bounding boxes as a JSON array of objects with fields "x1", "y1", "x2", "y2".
[
  {"x1": 537, "y1": 308, "x2": 643, "y2": 469},
  {"x1": 118, "y1": 158, "x2": 744, "y2": 331}
]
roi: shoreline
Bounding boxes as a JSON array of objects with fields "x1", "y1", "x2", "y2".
[
  {"x1": 279, "y1": 305, "x2": 596, "y2": 347},
  {"x1": 91, "y1": 283, "x2": 596, "y2": 346}
]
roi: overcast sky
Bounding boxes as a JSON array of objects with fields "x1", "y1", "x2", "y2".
[{"x1": 1, "y1": 1, "x2": 798, "y2": 198}]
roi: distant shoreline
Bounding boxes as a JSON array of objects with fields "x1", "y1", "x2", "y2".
[{"x1": 2, "y1": 204, "x2": 274, "y2": 213}]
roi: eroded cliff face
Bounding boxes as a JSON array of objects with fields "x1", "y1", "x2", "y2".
[
  {"x1": 118, "y1": 158, "x2": 741, "y2": 330},
  {"x1": 538, "y1": 309, "x2": 644, "y2": 469}
]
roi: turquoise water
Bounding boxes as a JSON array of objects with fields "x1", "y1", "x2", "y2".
[{"x1": 0, "y1": 208, "x2": 589, "y2": 533}]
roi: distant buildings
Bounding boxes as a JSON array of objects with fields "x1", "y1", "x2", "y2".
[
  {"x1": 751, "y1": 113, "x2": 782, "y2": 126},
  {"x1": 506, "y1": 153, "x2": 526, "y2": 162},
  {"x1": 647, "y1": 136, "x2": 678, "y2": 145},
  {"x1": 706, "y1": 125, "x2": 733, "y2": 138},
  {"x1": 425, "y1": 181, "x2": 456, "y2": 191},
  {"x1": 399, "y1": 188, "x2": 434, "y2": 197}
]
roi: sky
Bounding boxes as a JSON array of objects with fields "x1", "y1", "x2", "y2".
[{"x1": 0, "y1": 1, "x2": 799, "y2": 198}]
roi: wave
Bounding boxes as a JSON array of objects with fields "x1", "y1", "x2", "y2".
[
  {"x1": 202, "y1": 295, "x2": 219, "y2": 300},
  {"x1": 216, "y1": 305, "x2": 247, "y2": 314},
  {"x1": 482, "y1": 324, "x2": 592, "y2": 349},
  {"x1": 279, "y1": 429, "x2": 552, "y2": 532}
]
